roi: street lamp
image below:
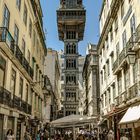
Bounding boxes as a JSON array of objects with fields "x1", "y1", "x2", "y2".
[{"x1": 126, "y1": 51, "x2": 136, "y2": 65}]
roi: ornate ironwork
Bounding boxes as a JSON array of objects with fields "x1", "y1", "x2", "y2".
[{"x1": 0, "y1": 86, "x2": 12, "y2": 107}]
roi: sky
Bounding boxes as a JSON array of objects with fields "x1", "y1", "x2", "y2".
[{"x1": 40, "y1": 0, "x2": 103, "y2": 56}]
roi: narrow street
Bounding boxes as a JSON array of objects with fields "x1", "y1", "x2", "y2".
[{"x1": 0, "y1": 0, "x2": 140, "y2": 140}]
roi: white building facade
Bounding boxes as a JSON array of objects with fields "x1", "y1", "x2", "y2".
[{"x1": 98, "y1": 0, "x2": 140, "y2": 139}]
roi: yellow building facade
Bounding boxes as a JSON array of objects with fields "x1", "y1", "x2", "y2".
[{"x1": 0, "y1": 0, "x2": 47, "y2": 139}]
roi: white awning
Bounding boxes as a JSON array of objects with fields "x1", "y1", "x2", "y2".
[
  {"x1": 50, "y1": 114, "x2": 97, "y2": 127},
  {"x1": 119, "y1": 105, "x2": 140, "y2": 124}
]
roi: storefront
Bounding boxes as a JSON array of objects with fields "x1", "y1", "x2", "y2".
[{"x1": 119, "y1": 105, "x2": 140, "y2": 140}]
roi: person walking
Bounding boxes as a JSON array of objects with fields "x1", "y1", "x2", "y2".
[
  {"x1": 6, "y1": 129, "x2": 15, "y2": 140},
  {"x1": 24, "y1": 131, "x2": 32, "y2": 140},
  {"x1": 36, "y1": 131, "x2": 41, "y2": 140},
  {"x1": 107, "y1": 130, "x2": 114, "y2": 140}
]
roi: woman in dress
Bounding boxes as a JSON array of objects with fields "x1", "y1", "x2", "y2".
[{"x1": 6, "y1": 129, "x2": 15, "y2": 140}]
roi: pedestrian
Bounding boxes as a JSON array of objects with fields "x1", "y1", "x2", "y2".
[
  {"x1": 43, "y1": 129, "x2": 49, "y2": 140},
  {"x1": 36, "y1": 131, "x2": 41, "y2": 140},
  {"x1": 6, "y1": 129, "x2": 15, "y2": 140},
  {"x1": 120, "y1": 133, "x2": 128, "y2": 140},
  {"x1": 24, "y1": 131, "x2": 32, "y2": 140},
  {"x1": 107, "y1": 130, "x2": 114, "y2": 140}
]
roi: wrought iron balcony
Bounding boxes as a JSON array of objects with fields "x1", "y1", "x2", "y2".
[
  {"x1": 0, "y1": 86, "x2": 12, "y2": 107},
  {"x1": 13, "y1": 95, "x2": 21, "y2": 110},
  {"x1": 57, "y1": 11, "x2": 86, "y2": 22},
  {"x1": 15, "y1": 44, "x2": 23, "y2": 64},
  {"x1": 115, "y1": 83, "x2": 138, "y2": 106},
  {"x1": 21, "y1": 100, "x2": 27, "y2": 113},
  {"x1": 0, "y1": 27, "x2": 34, "y2": 79},
  {"x1": 0, "y1": 27, "x2": 15, "y2": 53},
  {"x1": 112, "y1": 25, "x2": 140, "y2": 74}
]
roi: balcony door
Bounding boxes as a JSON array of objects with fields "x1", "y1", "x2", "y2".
[{"x1": 0, "y1": 55, "x2": 6, "y2": 87}]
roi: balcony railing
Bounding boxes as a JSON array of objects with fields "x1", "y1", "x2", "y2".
[
  {"x1": 0, "y1": 86, "x2": 32, "y2": 114},
  {"x1": 0, "y1": 86, "x2": 12, "y2": 107},
  {"x1": 0, "y1": 27, "x2": 15, "y2": 52},
  {"x1": 0, "y1": 27, "x2": 34, "y2": 79},
  {"x1": 115, "y1": 83, "x2": 138, "y2": 106},
  {"x1": 113, "y1": 25, "x2": 140, "y2": 73},
  {"x1": 13, "y1": 95, "x2": 21, "y2": 110}
]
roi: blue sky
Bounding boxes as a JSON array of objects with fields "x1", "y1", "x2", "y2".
[{"x1": 40, "y1": 0, "x2": 102, "y2": 56}]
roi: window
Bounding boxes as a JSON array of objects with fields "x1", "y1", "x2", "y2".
[
  {"x1": 66, "y1": 31, "x2": 76, "y2": 39},
  {"x1": 108, "y1": 88, "x2": 111, "y2": 104},
  {"x1": 66, "y1": 59, "x2": 76, "y2": 69},
  {"x1": 16, "y1": 0, "x2": 21, "y2": 10},
  {"x1": 61, "y1": 76, "x2": 64, "y2": 81},
  {"x1": 130, "y1": 14, "x2": 136, "y2": 37},
  {"x1": 100, "y1": 71, "x2": 103, "y2": 84},
  {"x1": 22, "y1": 39, "x2": 26, "y2": 56},
  {"x1": 133, "y1": 61, "x2": 138, "y2": 83},
  {"x1": 33, "y1": 30, "x2": 36, "y2": 47},
  {"x1": 114, "y1": 17, "x2": 118, "y2": 34},
  {"x1": 0, "y1": 55, "x2": 6, "y2": 87},
  {"x1": 66, "y1": 75, "x2": 76, "y2": 84},
  {"x1": 118, "y1": 73, "x2": 122, "y2": 94},
  {"x1": 3, "y1": 5, "x2": 10, "y2": 29},
  {"x1": 121, "y1": 2, "x2": 124, "y2": 19},
  {"x1": 122, "y1": 30, "x2": 127, "y2": 48},
  {"x1": 25, "y1": 84, "x2": 28, "y2": 102},
  {"x1": 124, "y1": 65, "x2": 130, "y2": 89},
  {"x1": 34, "y1": 94, "x2": 36, "y2": 110},
  {"x1": 110, "y1": 27, "x2": 113, "y2": 41},
  {"x1": 19, "y1": 77, "x2": 23, "y2": 99},
  {"x1": 29, "y1": 18, "x2": 32, "y2": 37},
  {"x1": 23, "y1": 4, "x2": 27, "y2": 25},
  {"x1": 103, "y1": 66, "x2": 106, "y2": 81},
  {"x1": 104, "y1": 92, "x2": 107, "y2": 107},
  {"x1": 14, "y1": 24, "x2": 19, "y2": 45},
  {"x1": 66, "y1": 43, "x2": 76, "y2": 54},
  {"x1": 111, "y1": 52, "x2": 114, "y2": 69},
  {"x1": 66, "y1": 0, "x2": 76, "y2": 8},
  {"x1": 107, "y1": 60, "x2": 110, "y2": 76},
  {"x1": 10, "y1": 69, "x2": 16, "y2": 95},
  {"x1": 112, "y1": 84, "x2": 116, "y2": 100},
  {"x1": 27, "y1": 50, "x2": 30, "y2": 64},
  {"x1": 116, "y1": 42, "x2": 120, "y2": 58},
  {"x1": 36, "y1": 65, "x2": 38, "y2": 81}
]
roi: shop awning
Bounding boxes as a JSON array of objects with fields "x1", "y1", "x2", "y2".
[
  {"x1": 50, "y1": 114, "x2": 97, "y2": 128},
  {"x1": 119, "y1": 105, "x2": 140, "y2": 124}
]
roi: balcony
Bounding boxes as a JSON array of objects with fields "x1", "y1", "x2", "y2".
[
  {"x1": 115, "y1": 83, "x2": 138, "y2": 106},
  {"x1": 21, "y1": 100, "x2": 27, "y2": 113},
  {"x1": 0, "y1": 27, "x2": 34, "y2": 79},
  {"x1": 112, "y1": 25, "x2": 140, "y2": 74},
  {"x1": 57, "y1": 11, "x2": 86, "y2": 23},
  {"x1": 0, "y1": 86, "x2": 32, "y2": 114},
  {"x1": 13, "y1": 95, "x2": 21, "y2": 110},
  {"x1": 0, "y1": 27, "x2": 15, "y2": 54},
  {"x1": 0, "y1": 86, "x2": 12, "y2": 107}
]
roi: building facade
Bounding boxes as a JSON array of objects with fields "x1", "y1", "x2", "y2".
[
  {"x1": 82, "y1": 44, "x2": 99, "y2": 117},
  {"x1": 98, "y1": 0, "x2": 140, "y2": 139},
  {"x1": 44, "y1": 48, "x2": 61, "y2": 120},
  {"x1": 57, "y1": 0, "x2": 86, "y2": 116},
  {"x1": 0, "y1": 0, "x2": 47, "y2": 139}
]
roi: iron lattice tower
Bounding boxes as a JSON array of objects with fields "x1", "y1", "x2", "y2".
[{"x1": 57, "y1": 0, "x2": 86, "y2": 116}]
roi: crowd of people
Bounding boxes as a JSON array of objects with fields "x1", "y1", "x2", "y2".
[{"x1": 5, "y1": 128, "x2": 130, "y2": 140}]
